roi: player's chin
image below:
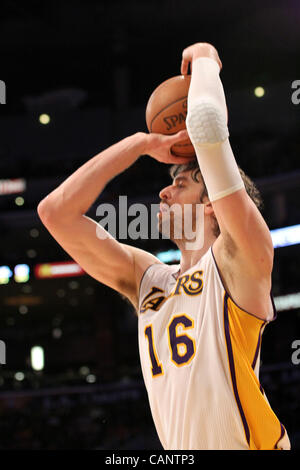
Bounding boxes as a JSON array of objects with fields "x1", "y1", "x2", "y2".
[
  {"x1": 157, "y1": 214, "x2": 165, "y2": 235},
  {"x1": 157, "y1": 212, "x2": 169, "y2": 236},
  {"x1": 157, "y1": 213, "x2": 179, "y2": 241}
]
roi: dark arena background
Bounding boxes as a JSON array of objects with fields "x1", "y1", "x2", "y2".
[{"x1": 0, "y1": 0, "x2": 300, "y2": 453}]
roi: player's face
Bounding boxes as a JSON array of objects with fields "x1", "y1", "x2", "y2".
[{"x1": 157, "y1": 170, "x2": 205, "y2": 242}]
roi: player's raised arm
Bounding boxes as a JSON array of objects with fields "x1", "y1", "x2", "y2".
[
  {"x1": 37, "y1": 130, "x2": 191, "y2": 310},
  {"x1": 183, "y1": 42, "x2": 274, "y2": 279}
]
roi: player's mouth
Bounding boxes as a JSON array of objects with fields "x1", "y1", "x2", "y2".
[{"x1": 159, "y1": 202, "x2": 170, "y2": 213}]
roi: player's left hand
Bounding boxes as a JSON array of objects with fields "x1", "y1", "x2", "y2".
[
  {"x1": 142, "y1": 129, "x2": 195, "y2": 164},
  {"x1": 181, "y1": 42, "x2": 222, "y2": 75}
]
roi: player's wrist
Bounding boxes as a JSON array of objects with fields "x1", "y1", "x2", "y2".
[
  {"x1": 137, "y1": 132, "x2": 160, "y2": 155},
  {"x1": 126, "y1": 132, "x2": 149, "y2": 156},
  {"x1": 191, "y1": 44, "x2": 222, "y2": 70},
  {"x1": 192, "y1": 55, "x2": 221, "y2": 73}
]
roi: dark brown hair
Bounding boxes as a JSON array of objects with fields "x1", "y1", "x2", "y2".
[{"x1": 169, "y1": 160, "x2": 263, "y2": 237}]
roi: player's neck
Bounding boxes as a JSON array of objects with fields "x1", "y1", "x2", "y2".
[{"x1": 175, "y1": 229, "x2": 217, "y2": 277}]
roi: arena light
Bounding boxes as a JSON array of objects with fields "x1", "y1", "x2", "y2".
[
  {"x1": 31, "y1": 346, "x2": 44, "y2": 371},
  {"x1": 274, "y1": 293, "x2": 300, "y2": 312},
  {"x1": 0, "y1": 266, "x2": 13, "y2": 285},
  {"x1": 34, "y1": 261, "x2": 85, "y2": 279},
  {"x1": 271, "y1": 224, "x2": 300, "y2": 248},
  {"x1": 14, "y1": 372, "x2": 25, "y2": 382},
  {"x1": 0, "y1": 178, "x2": 26, "y2": 195},
  {"x1": 52, "y1": 328, "x2": 62, "y2": 339},
  {"x1": 156, "y1": 249, "x2": 181, "y2": 263},
  {"x1": 14, "y1": 264, "x2": 30, "y2": 283},
  {"x1": 155, "y1": 224, "x2": 300, "y2": 262},
  {"x1": 15, "y1": 196, "x2": 24, "y2": 206},
  {"x1": 39, "y1": 113, "x2": 50, "y2": 125},
  {"x1": 19, "y1": 305, "x2": 28, "y2": 315},
  {"x1": 30, "y1": 228, "x2": 39, "y2": 238},
  {"x1": 254, "y1": 86, "x2": 265, "y2": 98},
  {"x1": 86, "y1": 374, "x2": 96, "y2": 384},
  {"x1": 79, "y1": 366, "x2": 90, "y2": 376}
]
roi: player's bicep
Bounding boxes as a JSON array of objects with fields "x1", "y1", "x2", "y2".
[
  {"x1": 38, "y1": 212, "x2": 137, "y2": 297},
  {"x1": 212, "y1": 188, "x2": 274, "y2": 276}
]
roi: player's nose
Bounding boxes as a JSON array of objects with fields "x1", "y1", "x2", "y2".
[{"x1": 159, "y1": 185, "x2": 173, "y2": 201}]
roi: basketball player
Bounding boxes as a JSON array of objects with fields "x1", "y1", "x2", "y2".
[{"x1": 37, "y1": 42, "x2": 290, "y2": 450}]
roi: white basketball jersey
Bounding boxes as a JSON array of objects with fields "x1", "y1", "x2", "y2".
[{"x1": 138, "y1": 246, "x2": 290, "y2": 450}]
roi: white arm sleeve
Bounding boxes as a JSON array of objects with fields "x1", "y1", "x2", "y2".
[
  {"x1": 188, "y1": 57, "x2": 228, "y2": 134},
  {"x1": 186, "y1": 57, "x2": 245, "y2": 202}
]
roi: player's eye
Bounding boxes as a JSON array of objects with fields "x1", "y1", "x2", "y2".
[{"x1": 173, "y1": 178, "x2": 186, "y2": 189}]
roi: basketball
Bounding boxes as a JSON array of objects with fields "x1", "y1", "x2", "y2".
[{"x1": 145, "y1": 75, "x2": 195, "y2": 157}]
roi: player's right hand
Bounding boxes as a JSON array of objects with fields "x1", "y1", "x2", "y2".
[
  {"x1": 141, "y1": 130, "x2": 196, "y2": 164},
  {"x1": 181, "y1": 42, "x2": 222, "y2": 75}
]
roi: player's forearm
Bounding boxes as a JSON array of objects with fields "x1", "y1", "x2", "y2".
[
  {"x1": 38, "y1": 132, "x2": 146, "y2": 219},
  {"x1": 186, "y1": 55, "x2": 244, "y2": 203},
  {"x1": 188, "y1": 57, "x2": 227, "y2": 122}
]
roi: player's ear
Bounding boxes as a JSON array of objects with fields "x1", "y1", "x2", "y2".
[
  {"x1": 201, "y1": 194, "x2": 214, "y2": 215},
  {"x1": 204, "y1": 202, "x2": 214, "y2": 216}
]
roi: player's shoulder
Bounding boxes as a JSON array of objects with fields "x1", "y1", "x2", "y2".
[
  {"x1": 120, "y1": 243, "x2": 163, "y2": 283},
  {"x1": 122, "y1": 244, "x2": 162, "y2": 266},
  {"x1": 118, "y1": 244, "x2": 164, "y2": 313}
]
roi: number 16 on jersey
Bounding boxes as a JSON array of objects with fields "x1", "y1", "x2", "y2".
[{"x1": 144, "y1": 314, "x2": 196, "y2": 377}]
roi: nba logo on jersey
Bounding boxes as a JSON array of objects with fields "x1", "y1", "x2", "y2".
[{"x1": 0, "y1": 81, "x2": 6, "y2": 104}]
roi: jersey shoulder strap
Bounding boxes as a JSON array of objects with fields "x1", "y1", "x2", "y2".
[{"x1": 138, "y1": 262, "x2": 179, "y2": 313}]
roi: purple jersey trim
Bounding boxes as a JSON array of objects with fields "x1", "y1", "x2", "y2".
[
  {"x1": 223, "y1": 292, "x2": 251, "y2": 447},
  {"x1": 251, "y1": 323, "x2": 266, "y2": 370}
]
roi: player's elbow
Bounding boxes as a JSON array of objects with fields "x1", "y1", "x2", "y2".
[
  {"x1": 37, "y1": 198, "x2": 58, "y2": 225},
  {"x1": 37, "y1": 199, "x2": 48, "y2": 221},
  {"x1": 186, "y1": 98, "x2": 229, "y2": 145}
]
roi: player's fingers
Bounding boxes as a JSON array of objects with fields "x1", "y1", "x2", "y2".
[
  {"x1": 181, "y1": 58, "x2": 191, "y2": 75},
  {"x1": 181, "y1": 58, "x2": 188, "y2": 75},
  {"x1": 168, "y1": 129, "x2": 189, "y2": 144},
  {"x1": 181, "y1": 48, "x2": 191, "y2": 75},
  {"x1": 167, "y1": 153, "x2": 195, "y2": 164}
]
